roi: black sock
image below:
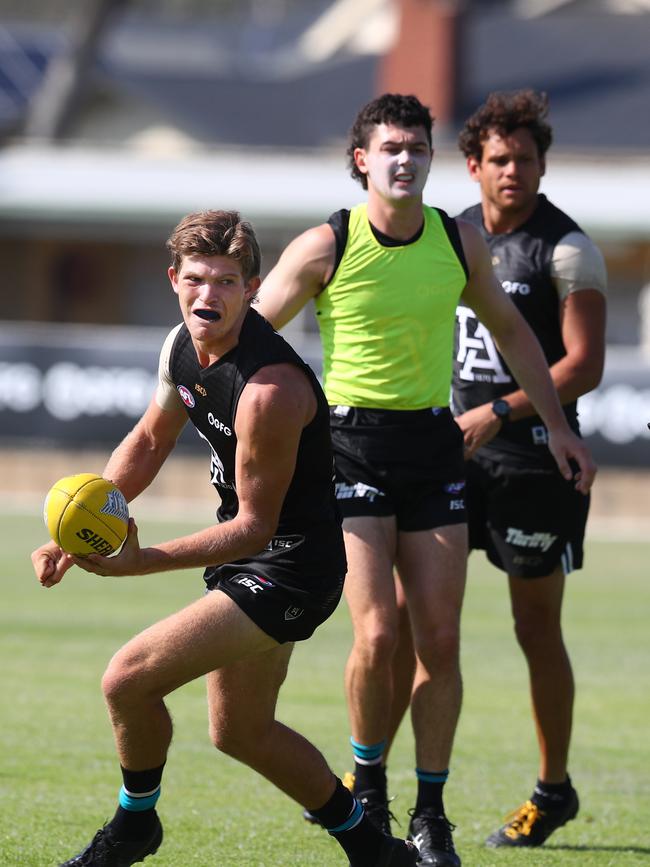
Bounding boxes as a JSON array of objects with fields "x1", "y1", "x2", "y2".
[
  {"x1": 350, "y1": 738, "x2": 386, "y2": 796},
  {"x1": 531, "y1": 775, "x2": 573, "y2": 810},
  {"x1": 309, "y1": 778, "x2": 385, "y2": 866},
  {"x1": 109, "y1": 763, "x2": 165, "y2": 842},
  {"x1": 414, "y1": 768, "x2": 448, "y2": 814},
  {"x1": 354, "y1": 760, "x2": 387, "y2": 797}
]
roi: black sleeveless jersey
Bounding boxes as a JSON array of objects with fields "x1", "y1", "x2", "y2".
[
  {"x1": 168, "y1": 309, "x2": 344, "y2": 560},
  {"x1": 453, "y1": 194, "x2": 583, "y2": 468}
]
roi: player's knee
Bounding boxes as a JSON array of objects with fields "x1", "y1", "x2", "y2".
[
  {"x1": 414, "y1": 624, "x2": 460, "y2": 670},
  {"x1": 101, "y1": 648, "x2": 148, "y2": 709},
  {"x1": 209, "y1": 716, "x2": 265, "y2": 761},
  {"x1": 513, "y1": 609, "x2": 562, "y2": 653},
  {"x1": 354, "y1": 621, "x2": 399, "y2": 667}
]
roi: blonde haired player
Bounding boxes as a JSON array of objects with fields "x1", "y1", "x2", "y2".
[{"x1": 31, "y1": 210, "x2": 418, "y2": 867}]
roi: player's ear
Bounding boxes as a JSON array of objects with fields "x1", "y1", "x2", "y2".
[
  {"x1": 466, "y1": 156, "x2": 481, "y2": 182},
  {"x1": 245, "y1": 275, "x2": 261, "y2": 300},
  {"x1": 168, "y1": 266, "x2": 179, "y2": 294},
  {"x1": 354, "y1": 147, "x2": 369, "y2": 177}
]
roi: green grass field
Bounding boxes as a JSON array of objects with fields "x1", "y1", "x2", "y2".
[{"x1": 1, "y1": 512, "x2": 649, "y2": 866}]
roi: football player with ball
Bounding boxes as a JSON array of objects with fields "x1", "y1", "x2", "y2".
[{"x1": 31, "y1": 210, "x2": 418, "y2": 867}]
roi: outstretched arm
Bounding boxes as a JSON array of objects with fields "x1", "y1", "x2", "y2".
[{"x1": 66, "y1": 363, "x2": 317, "y2": 578}]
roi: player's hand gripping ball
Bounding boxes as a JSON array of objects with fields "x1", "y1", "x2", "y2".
[{"x1": 44, "y1": 473, "x2": 129, "y2": 556}]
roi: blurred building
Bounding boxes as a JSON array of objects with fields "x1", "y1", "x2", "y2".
[{"x1": 0, "y1": 0, "x2": 649, "y2": 462}]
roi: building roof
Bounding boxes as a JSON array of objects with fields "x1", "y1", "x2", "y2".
[{"x1": 1, "y1": 1, "x2": 649, "y2": 151}]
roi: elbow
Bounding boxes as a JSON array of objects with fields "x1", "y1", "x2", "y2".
[
  {"x1": 238, "y1": 514, "x2": 278, "y2": 554},
  {"x1": 581, "y1": 356, "x2": 605, "y2": 394},
  {"x1": 569, "y1": 361, "x2": 604, "y2": 399}
]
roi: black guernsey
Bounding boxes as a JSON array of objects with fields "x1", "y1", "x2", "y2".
[
  {"x1": 168, "y1": 307, "x2": 346, "y2": 583},
  {"x1": 453, "y1": 194, "x2": 583, "y2": 469}
]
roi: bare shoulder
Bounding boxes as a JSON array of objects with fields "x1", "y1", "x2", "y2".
[
  {"x1": 257, "y1": 222, "x2": 336, "y2": 328},
  {"x1": 277, "y1": 222, "x2": 336, "y2": 280}
]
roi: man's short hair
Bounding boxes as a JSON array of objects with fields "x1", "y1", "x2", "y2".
[
  {"x1": 458, "y1": 89, "x2": 553, "y2": 161},
  {"x1": 347, "y1": 93, "x2": 434, "y2": 189},
  {"x1": 166, "y1": 210, "x2": 261, "y2": 282}
]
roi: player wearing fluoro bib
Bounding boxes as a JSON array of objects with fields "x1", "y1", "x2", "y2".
[
  {"x1": 258, "y1": 93, "x2": 595, "y2": 867},
  {"x1": 317, "y1": 203, "x2": 466, "y2": 410}
]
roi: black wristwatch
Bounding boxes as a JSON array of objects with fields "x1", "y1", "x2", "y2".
[{"x1": 491, "y1": 398, "x2": 511, "y2": 423}]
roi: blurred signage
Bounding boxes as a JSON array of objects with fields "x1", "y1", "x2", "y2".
[
  {"x1": 578, "y1": 352, "x2": 650, "y2": 466},
  {"x1": 0, "y1": 323, "x2": 200, "y2": 450},
  {"x1": 0, "y1": 325, "x2": 648, "y2": 465}
]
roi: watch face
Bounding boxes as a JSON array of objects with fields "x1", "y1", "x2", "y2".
[{"x1": 492, "y1": 399, "x2": 510, "y2": 418}]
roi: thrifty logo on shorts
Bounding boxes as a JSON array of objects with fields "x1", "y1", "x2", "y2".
[
  {"x1": 335, "y1": 482, "x2": 384, "y2": 503},
  {"x1": 506, "y1": 528, "x2": 557, "y2": 553}
]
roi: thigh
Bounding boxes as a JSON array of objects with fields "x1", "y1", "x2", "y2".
[
  {"x1": 396, "y1": 523, "x2": 468, "y2": 637},
  {"x1": 508, "y1": 565, "x2": 566, "y2": 630},
  {"x1": 112, "y1": 590, "x2": 279, "y2": 699},
  {"x1": 206, "y1": 641, "x2": 294, "y2": 737},
  {"x1": 342, "y1": 515, "x2": 399, "y2": 632}
]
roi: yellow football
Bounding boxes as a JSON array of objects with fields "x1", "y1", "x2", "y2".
[{"x1": 43, "y1": 473, "x2": 129, "y2": 556}]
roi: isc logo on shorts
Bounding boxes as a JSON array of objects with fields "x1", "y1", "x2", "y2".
[{"x1": 234, "y1": 575, "x2": 272, "y2": 594}]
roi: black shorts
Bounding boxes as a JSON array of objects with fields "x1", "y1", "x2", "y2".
[
  {"x1": 329, "y1": 406, "x2": 466, "y2": 531},
  {"x1": 466, "y1": 453, "x2": 590, "y2": 579},
  {"x1": 203, "y1": 529, "x2": 346, "y2": 643}
]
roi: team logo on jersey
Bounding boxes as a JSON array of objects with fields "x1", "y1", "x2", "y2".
[
  {"x1": 194, "y1": 383, "x2": 207, "y2": 397},
  {"x1": 285, "y1": 606, "x2": 304, "y2": 621},
  {"x1": 456, "y1": 305, "x2": 512, "y2": 385},
  {"x1": 177, "y1": 385, "x2": 195, "y2": 408},
  {"x1": 492, "y1": 255, "x2": 500, "y2": 266}
]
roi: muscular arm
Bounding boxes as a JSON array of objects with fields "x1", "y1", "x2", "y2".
[
  {"x1": 32, "y1": 395, "x2": 188, "y2": 588},
  {"x1": 457, "y1": 220, "x2": 596, "y2": 492},
  {"x1": 69, "y1": 363, "x2": 317, "y2": 577},
  {"x1": 256, "y1": 223, "x2": 336, "y2": 329},
  {"x1": 103, "y1": 395, "x2": 188, "y2": 501}
]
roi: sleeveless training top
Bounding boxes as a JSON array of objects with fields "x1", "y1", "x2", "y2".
[
  {"x1": 453, "y1": 194, "x2": 590, "y2": 468},
  {"x1": 315, "y1": 203, "x2": 468, "y2": 410},
  {"x1": 167, "y1": 309, "x2": 342, "y2": 546}
]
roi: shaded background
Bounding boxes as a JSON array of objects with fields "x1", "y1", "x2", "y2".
[{"x1": 0, "y1": 0, "x2": 649, "y2": 472}]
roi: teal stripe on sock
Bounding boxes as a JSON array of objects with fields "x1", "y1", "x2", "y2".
[
  {"x1": 350, "y1": 737, "x2": 386, "y2": 761},
  {"x1": 416, "y1": 768, "x2": 449, "y2": 783},
  {"x1": 119, "y1": 785, "x2": 161, "y2": 812},
  {"x1": 327, "y1": 799, "x2": 364, "y2": 835}
]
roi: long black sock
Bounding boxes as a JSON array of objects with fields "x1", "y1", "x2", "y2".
[
  {"x1": 350, "y1": 738, "x2": 386, "y2": 796},
  {"x1": 109, "y1": 763, "x2": 165, "y2": 842},
  {"x1": 309, "y1": 778, "x2": 385, "y2": 866},
  {"x1": 414, "y1": 768, "x2": 448, "y2": 815}
]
